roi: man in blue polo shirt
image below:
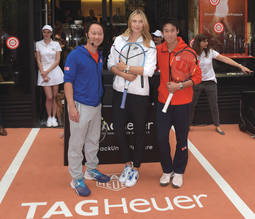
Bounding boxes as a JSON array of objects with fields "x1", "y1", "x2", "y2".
[{"x1": 64, "y1": 22, "x2": 110, "y2": 197}]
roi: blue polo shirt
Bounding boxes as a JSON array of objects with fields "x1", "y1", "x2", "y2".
[{"x1": 64, "y1": 46, "x2": 103, "y2": 107}]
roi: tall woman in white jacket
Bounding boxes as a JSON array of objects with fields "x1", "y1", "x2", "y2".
[{"x1": 107, "y1": 9, "x2": 157, "y2": 187}]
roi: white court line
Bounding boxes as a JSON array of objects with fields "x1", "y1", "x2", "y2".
[
  {"x1": 188, "y1": 138, "x2": 255, "y2": 218},
  {"x1": 0, "y1": 128, "x2": 40, "y2": 204}
]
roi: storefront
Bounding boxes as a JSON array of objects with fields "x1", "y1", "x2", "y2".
[
  {"x1": 0, "y1": 0, "x2": 40, "y2": 127},
  {"x1": 0, "y1": 0, "x2": 254, "y2": 128}
]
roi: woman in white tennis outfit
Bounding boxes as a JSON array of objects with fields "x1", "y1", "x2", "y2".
[{"x1": 36, "y1": 25, "x2": 64, "y2": 127}]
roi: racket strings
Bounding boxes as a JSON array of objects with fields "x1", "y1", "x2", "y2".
[
  {"x1": 127, "y1": 52, "x2": 146, "y2": 60},
  {"x1": 125, "y1": 45, "x2": 132, "y2": 65},
  {"x1": 171, "y1": 51, "x2": 197, "y2": 82},
  {"x1": 120, "y1": 46, "x2": 145, "y2": 66},
  {"x1": 114, "y1": 45, "x2": 143, "y2": 61},
  {"x1": 114, "y1": 46, "x2": 127, "y2": 60}
]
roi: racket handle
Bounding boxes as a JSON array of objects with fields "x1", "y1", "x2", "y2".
[
  {"x1": 120, "y1": 89, "x2": 128, "y2": 109},
  {"x1": 162, "y1": 93, "x2": 173, "y2": 113}
]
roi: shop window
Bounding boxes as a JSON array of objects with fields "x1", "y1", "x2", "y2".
[
  {"x1": 48, "y1": 0, "x2": 146, "y2": 69},
  {"x1": 188, "y1": 0, "x2": 255, "y2": 57},
  {"x1": 0, "y1": 0, "x2": 19, "y2": 85},
  {"x1": 0, "y1": 0, "x2": 31, "y2": 93}
]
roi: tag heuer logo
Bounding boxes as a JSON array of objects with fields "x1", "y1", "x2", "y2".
[
  {"x1": 96, "y1": 174, "x2": 126, "y2": 191},
  {"x1": 176, "y1": 56, "x2": 181, "y2": 61}
]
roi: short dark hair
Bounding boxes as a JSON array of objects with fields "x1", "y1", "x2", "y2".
[
  {"x1": 85, "y1": 22, "x2": 103, "y2": 34},
  {"x1": 161, "y1": 18, "x2": 179, "y2": 32}
]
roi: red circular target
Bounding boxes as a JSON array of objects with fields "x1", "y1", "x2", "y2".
[
  {"x1": 210, "y1": 0, "x2": 220, "y2": 6},
  {"x1": 6, "y1": 37, "x2": 20, "y2": 50},
  {"x1": 214, "y1": 22, "x2": 224, "y2": 34}
]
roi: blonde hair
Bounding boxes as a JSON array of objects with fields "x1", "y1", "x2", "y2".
[{"x1": 122, "y1": 9, "x2": 152, "y2": 48}]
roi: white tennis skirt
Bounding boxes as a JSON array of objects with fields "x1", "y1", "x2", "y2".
[{"x1": 37, "y1": 65, "x2": 64, "y2": 86}]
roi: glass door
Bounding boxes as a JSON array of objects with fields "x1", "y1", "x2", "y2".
[{"x1": 0, "y1": 0, "x2": 33, "y2": 94}]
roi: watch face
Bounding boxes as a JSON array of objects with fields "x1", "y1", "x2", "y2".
[{"x1": 179, "y1": 83, "x2": 183, "y2": 90}]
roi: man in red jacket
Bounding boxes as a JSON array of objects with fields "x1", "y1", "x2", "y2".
[{"x1": 156, "y1": 18, "x2": 201, "y2": 188}]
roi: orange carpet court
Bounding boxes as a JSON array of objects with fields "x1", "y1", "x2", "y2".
[{"x1": 0, "y1": 125, "x2": 255, "y2": 219}]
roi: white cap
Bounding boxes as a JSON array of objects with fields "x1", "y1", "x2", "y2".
[
  {"x1": 152, "y1": 30, "x2": 163, "y2": 38},
  {"x1": 42, "y1": 25, "x2": 53, "y2": 32}
]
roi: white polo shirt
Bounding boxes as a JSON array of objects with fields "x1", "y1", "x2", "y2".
[
  {"x1": 198, "y1": 49, "x2": 219, "y2": 83},
  {"x1": 36, "y1": 40, "x2": 62, "y2": 70},
  {"x1": 36, "y1": 39, "x2": 63, "y2": 86},
  {"x1": 107, "y1": 35, "x2": 157, "y2": 96}
]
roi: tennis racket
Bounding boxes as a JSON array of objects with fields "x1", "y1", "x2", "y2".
[
  {"x1": 162, "y1": 49, "x2": 198, "y2": 113},
  {"x1": 117, "y1": 42, "x2": 146, "y2": 109}
]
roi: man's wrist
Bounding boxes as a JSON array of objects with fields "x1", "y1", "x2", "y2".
[
  {"x1": 67, "y1": 99, "x2": 75, "y2": 109},
  {"x1": 238, "y1": 64, "x2": 243, "y2": 69},
  {"x1": 179, "y1": 82, "x2": 184, "y2": 90}
]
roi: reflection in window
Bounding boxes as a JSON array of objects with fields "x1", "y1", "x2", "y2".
[
  {"x1": 0, "y1": 0, "x2": 21, "y2": 85},
  {"x1": 53, "y1": 0, "x2": 146, "y2": 69}
]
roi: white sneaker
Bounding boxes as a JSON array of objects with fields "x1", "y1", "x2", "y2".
[
  {"x1": 51, "y1": 117, "x2": 58, "y2": 127},
  {"x1": 172, "y1": 173, "x2": 183, "y2": 188},
  {"x1": 46, "y1": 117, "x2": 52, "y2": 127},
  {"x1": 84, "y1": 170, "x2": 94, "y2": 180},
  {"x1": 125, "y1": 169, "x2": 139, "y2": 187},
  {"x1": 160, "y1": 172, "x2": 174, "y2": 186},
  {"x1": 119, "y1": 165, "x2": 132, "y2": 183}
]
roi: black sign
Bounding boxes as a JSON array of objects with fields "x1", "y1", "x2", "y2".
[{"x1": 64, "y1": 104, "x2": 160, "y2": 165}]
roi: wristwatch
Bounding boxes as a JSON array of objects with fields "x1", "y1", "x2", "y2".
[
  {"x1": 124, "y1": 65, "x2": 130, "y2": 73},
  {"x1": 179, "y1": 82, "x2": 184, "y2": 90}
]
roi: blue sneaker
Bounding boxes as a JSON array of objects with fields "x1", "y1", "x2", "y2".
[
  {"x1": 84, "y1": 169, "x2": 110, "y2": 183},
  {"x1": 70, "y1": 178, "x2": 91, "y2": 196}
]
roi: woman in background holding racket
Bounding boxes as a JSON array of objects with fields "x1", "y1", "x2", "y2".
[
  {"x1": 156, "y1": 18, "x2": 201, "y2": 188},
  {"x1": 107, "y1": 9, "x2": 156, "y2": 187},
  {"x1": 190, "y1": 34, "x2": 252, "y2": 135}
]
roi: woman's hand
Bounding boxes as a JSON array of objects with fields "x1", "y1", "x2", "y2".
[
  {"x1": 116, "y1": 60, "x2": 127, "y2": 72},
  {"x1": 68, "y1": 105, "x2": 80, "y2": 123},
  {"x1": 124, "y1": 72, "x2": 137, "y2": 82},
  {"x1": 43, "y1": 76, "x2": 50, "y2": 82},
  {"x1": 166, "y1": 82, "x2": 179, "y2": 93},
  {"x1": 240, "y1": 65, "x2": 253, "y2": 74},
  {"x1": 41, "y1": 70, "x2": 48, "y2": 77}
]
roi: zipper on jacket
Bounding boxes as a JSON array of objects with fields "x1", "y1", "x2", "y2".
[
  {"x1": 168, "y1": 51, "x2": 172, "y2": 82},
  {"x1": 96, "y1": 57, "x2": 101, "y2": 105},
  {"x1": 87, "y1": 49, "x2": 101, "y2": 105}
]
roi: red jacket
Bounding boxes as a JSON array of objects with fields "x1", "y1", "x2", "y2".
[{"x1": 157, "y1": 37, "x2": 201, "y2": 105}]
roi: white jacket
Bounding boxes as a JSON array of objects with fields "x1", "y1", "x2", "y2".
[{"x1": 107, "y1": 35, "x2": 157, "y2": 96}]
